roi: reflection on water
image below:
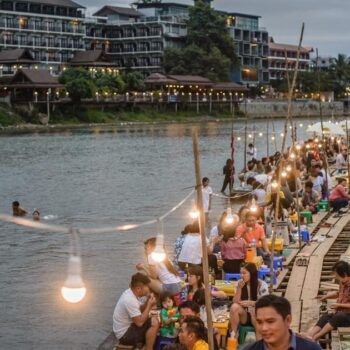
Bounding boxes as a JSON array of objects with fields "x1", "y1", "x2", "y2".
[{"x1": 0, "y1": 120, "x2": 308, "y2": 349}]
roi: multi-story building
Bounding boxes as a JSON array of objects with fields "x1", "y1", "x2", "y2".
[
  {"x1": 0, "y1": 0, "x2": 86, "y2": 72},
  {"x1": 86, "y1": 2, "x2": 269, "y2": 85},
  {"x1": 268, "y1": 37, "x2": 313, "y2": 80},
  {"x1": 85, "y1": 3, "x2": 187, "y2": 74},
  {"x1": 311, "y1": 56, "x2": 335, "y2": 71},
  {"x1": 225, "y1": 12, "x2": 269, "y2": 85}
]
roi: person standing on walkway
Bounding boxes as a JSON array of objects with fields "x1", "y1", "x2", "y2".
[
  {"x1": 221, "y1": 159, "x2": 234, "y2": 194},
  {"x1": 247, "y1": 143, "x2": 257, "y2": 162},
  {"x1": 201, "y1": 177, "x2": 213, "y2": 227}
]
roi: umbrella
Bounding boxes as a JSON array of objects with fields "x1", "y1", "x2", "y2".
[{"x1": 306, "y1": 121, "x2": 345, "y2": 136}]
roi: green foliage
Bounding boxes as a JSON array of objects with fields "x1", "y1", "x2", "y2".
[
  {"x1": 163, "y1": 0, "x2": 237, "y2": 81},
  {"x1": 95, "y1": 73, "x2": 126, "y2": 93},
  {"x1": 59, "y1": 68, "x2": 95, "y2": 102},
  {"x1": 0, "y1": 105, "x2": 23, "y2": 126},
  {"x1": 122, "y1": 71, "x2": 145, "y2": 91}
]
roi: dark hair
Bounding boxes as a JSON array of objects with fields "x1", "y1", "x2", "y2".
[
  {"x1": 202, "y1": 177, "x2": 209, "y2": 183},
  {"x1": 160, "y1": 292, "x2": 174, "y2": 305},
  {"x1": 240, "y1": 263, "x2": 259, "y2": 301},
  {"x1": 187, "y1": 265, "x2": 204, "y2": 290},
  {"x1": 332, "y1": 261, "x2": 350, "y2": 277},
  {"x1": 143, "y1": 237, "x2": 180, "y2": 277},
  {"x1": 255, "y1": 295, "x2": 291, "y2": 320},
  {"x1": 305, "y1": 181, "x2": 314, "y2": 189},
  {"x1": 248, "y1": 143, "x2": 254, "y2": 148},
  {"x1": 130, "y1": 272, "x2": 151, "y2": 288},
  {"x1": 247, "y1": 163, "x2": 255, "y2": 171},
  {"x1": 265, "y1": 165, "x2": 272, "y2": 173},
  {"x1": 246, "y1": 177, "x2": 256, "y2": 186},
  {"x1": 182, "y1": 316, "x2": 207, "y2": 341},
  {"x1": 178, "y1": 301, "x2": 200, "y2": 314},
  {"x1": 338, "y1": 177, "x2": 347, "y2": 184},
  {"x1": 252, "y1": 181, "x2": 262, "y2": 190},
  {"x1": 12, "y1": 201, "x2": 19, "y2": 207},
  {"x1": 181, "y1": 224, "x2": 192, "y2": 235},
  {"x1": 192, "y1": 288, "x2": 205, "y2": 307}
]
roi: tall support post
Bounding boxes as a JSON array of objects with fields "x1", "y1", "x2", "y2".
[
  {"x1": 346, "y1": 119, "x2": 350, "y2": 190},
  {"x1": 266, "y1": 118, "x2": 269, "y2": 157},
  {"x1": 192, "y1": 131, "x2": 214, "y2": 350},
  {"x1": 243, "y1": 98, "x2": 248, "y2": 167}
]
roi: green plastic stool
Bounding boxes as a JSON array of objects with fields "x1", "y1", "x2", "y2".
[
  {"x1": 238, "y1": 325, "x2": 255, "y2": 344},
  {"x1": 300, "y1": 211, "x2": 312, "y2": 224},
  {"x1": 317, "y1": 200, "x2": 330, "y2": 212}
]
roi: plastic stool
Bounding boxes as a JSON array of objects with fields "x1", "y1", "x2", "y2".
[
  {"x1": 224, "y1": 273, "x2": 241, "y2": 281},
  {"x1": 258, "y1": 267, "x2": 277, "y2": 285},
  {"x1": 273, "y1": 256, "x2": 283, "y2": 271},
  {"x1": 155, "y1": 336, "x2": 175, "y2": 350},
  {"x1": 238, "y1": 325, "x2": 255, "y2": 345},
  {"x1": 300, "y1": 211, "x2": 312, "y2": 224}
]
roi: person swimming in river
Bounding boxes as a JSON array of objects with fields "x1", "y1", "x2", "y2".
[
  {"x1": 12, "y1": 201, "x2": 27, "y2": 217},
  {"x1": 32, "y1": 209, "x2": 40, "y2": 221}
]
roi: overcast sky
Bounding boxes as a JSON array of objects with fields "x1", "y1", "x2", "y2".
[{"x1": 81, "y1": 0, "x2": 349, "y2": 56}]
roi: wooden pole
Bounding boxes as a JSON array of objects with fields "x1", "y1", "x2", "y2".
[
  {"x1": 269, "y1": 23, "x2": 305, "y2": 291},
  {"x1": 346, "y1": 119, "x2": 350, "y2": 190},
  {"x1": 244, "y1": 98, "x2": 248, "y2": 168},
  {"x1": 266, "y1": 118, "x2": 269, "y2": 157},
  {"x1": 192, "y1": 130, "x2": 214, "y2": 350}
]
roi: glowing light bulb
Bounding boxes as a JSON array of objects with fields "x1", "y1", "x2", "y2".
[
  {"x1": 306, "y1": 144, "x2": 310, "y2": 149},
  {"x1": 299, "y1": 123, "x2": 303, "y2": 127},
  {"x1": 259, "y1": 132, "x2": 263, "y2": 137},
  {"x1": 331, "y1": 137, "x2": 335, "y2": 141},
  {"x1": 281, "y1": 170, "x2": 287, "y2": 177},
  {"x1": 237, "y1": 137, "x2": 241, "y2": 141},
  {"x1": 290, "y1": 153, "x2": 296, "y2": 160},
  {"x1": 286, "y1": 165, "x2": 292, "y2": 172},
  {"x1": 250, "y1": 198, "x2": 257, "y2": 213},
  {"x1": 225, "y1": 207, "x2": 234, "y2": 224},
  {"x1": 271, "y1": 181, "x2": 278, "y2": 189},
  {"x1": 248, "y1": 134, "x2": 253, "y2": 138},
  {"x1": 280, "y1": 133, "x2": 284, "y2": 137},
  {"x1": 271, "y1": 136, "x2": 275, "y2": 140},
  {"x1": 318, "y1": 144, "x2": 322, "y2": 148},
  {"x1": 151, "y1": 234, "x2": 166, "y2": 262},
  {"x1": 189, "y1": 202, "x2": 199, "y2": 219},
  {"x1": 296, "y1": 144, "x2": 301, "y2": 151},
  {"x1": 337, "y1": 139, "x2": 341, "y2": 144},
  {"x1": 308, "y1": 124, "x2": 312, "y2": 128},
  {"x1": 314, "y1": 138, "x2": 319, "y2": 143},
  {"x1": 61, "y1": 255, "x2": 86, "y2": 303}
]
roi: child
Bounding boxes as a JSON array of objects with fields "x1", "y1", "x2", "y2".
[{"x1": 160, "y1": 293, "x2": 180, "y2": 337}]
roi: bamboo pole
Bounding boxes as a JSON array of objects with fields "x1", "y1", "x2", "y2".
[
  {"x1": 346, "y1": 119, "x2": 350, "y2": 190},
  {"x1": 266, "y1": 118, "x2": 269, "y2": 157},
  {"x1": 269, "y1": 23, "x2": 305, "y2": 291},
  {"x1": 244, "y1": 98, "x2": 248, "y2": 167},
  {"x1": 192, "y1": 130, "x2": 214, "y2": 350}
]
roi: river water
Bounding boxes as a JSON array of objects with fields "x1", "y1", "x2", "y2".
[{"x1": 0, "y1": 119, "x2": 309, "y2": 349}]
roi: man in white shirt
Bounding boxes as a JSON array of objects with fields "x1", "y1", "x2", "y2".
[
  {"x1": 247, "y1": 143, "x2": 257, "y2": 161},
  {"x1": 113, "y1": 273, "x2": 159, "y2": 350},
  {"x1": 336, "y1": 148, "x2": 348, "y2": 174},
  {"x1": 201, "y1": 177, "x2": 213, "y2": 226}
]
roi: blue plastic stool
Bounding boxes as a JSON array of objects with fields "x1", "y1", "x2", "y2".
[
  {"x1": 273, "y1": 257, "x2": 283, "y2": 271},
  {"x1": 224, "y1": 273, "x2": 241, "y2": 281},
  {"x1": 258, "y1": 267, "x2": 277, "y2": 285},
  {"x1": 155, "y1": 336, "x2": 175, "y2": 350}
]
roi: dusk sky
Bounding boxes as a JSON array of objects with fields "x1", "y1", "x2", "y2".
[{"x1": 81, "y1": 0, "x2": 350, "y2": 57}]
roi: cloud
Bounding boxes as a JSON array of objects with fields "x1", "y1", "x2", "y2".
[{"x1": 80, "y1": 0, "x2": 349, "y2": 56}]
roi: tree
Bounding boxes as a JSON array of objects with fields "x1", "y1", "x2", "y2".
[
  {"x1": 163, "y1": 0, "x2": 237, "y2": 81},
  {"x1": 59, "y1": 68, "x2": 95, "y2": 102},
  {"x1": 95, "y1": 73, "x2": 125, "y2": 93},
  {"x1": 329, "y1": 54, "x2": 350, "y2": 95},
  {"x1": 122, "y1": 71, "x2": 145, "y2": 91}
]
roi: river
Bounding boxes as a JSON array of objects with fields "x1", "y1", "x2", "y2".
[{"x1": 0, "y1": 119, "x2": 309, "y2": 349}]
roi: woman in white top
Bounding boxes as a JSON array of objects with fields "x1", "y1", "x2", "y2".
[
  {"x1": 136, "y1": 237, "x2": 181, "y2": 296},
  {"x1": 177, "y1": 221, "x2": 212, "y2": 271}
]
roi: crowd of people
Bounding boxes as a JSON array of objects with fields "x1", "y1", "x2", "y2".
[{"x1": 110, "y1": 137, "x2": 350, "y2": 350}]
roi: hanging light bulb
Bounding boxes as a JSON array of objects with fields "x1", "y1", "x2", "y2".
[
  {"x1": 225, "y1": 207, "x2": 234, "y2": 224},
  {"x1": 237, "y1": 137, "x2": 241, "y2": 141},
  {"x1": 250, "y1": 198, "x2": 257, "y2": 213},
  {"x1": 290, "y1": 153, "x2": 296, "y2": 160},
  {"x1": 306, "y1": 144, "x2": 310, "y2": 149},
  {"x1": 281, "y1": 170, "x2": 287, "y2": 177},
  {"x1": 259, "y1": 132, "x2": 263, "y2": 137},
  {"x1": 299, "y1": 123, "x2": 303, "y2": 127},
  {"x1": 189, "y1": 201, "x2": 199, "y2": 219},
  {"x1": 61, "y1": 255, "x2": 86, "y2": 303},
  {"x1": 331, "y1": 137, "x2": 335, "y2": 141},
  {"x1": 296, "y1": 144, "x2": 301, "y2": 151},
  {"x1": 286, "y1": 165, "x2": 292, "y2": 172},
  {"x1": 314, "y1": 137, "x2": 319, "y2": 143},
  {"x1": 151, "y1": 232, "x2": 166, "y2": 263},
  {"x1": 280, "y1": 132, "x2": 284, "y2": 137},
  {"x1": 318, "y1": 143, "x2": 322, "y2": 148},
  {"x1": 337, "y1": 139, "x2": 341, "y2": 144},
  {"x1": 271, "y1": 180, "x2": 278, "y2": 189},
  {"x1": 271, "y1": 136, "x2": 275, "y2": 140},
  {"x1": 248, "y1": 134, "x2": 253, "y2": 138}
]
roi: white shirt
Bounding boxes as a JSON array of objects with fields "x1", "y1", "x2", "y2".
[
  {"x1": 253, "y1": 188, "x2": 267, "y2": 205},
  {"x1": 178, "y1": 233, "x2": 208, "y2": 265},
  {"x1": 336, "y1": 153, "x2": 347, "y2": 171},
  {"x1": 254, "y1": 173, "x2": 271, "y2": 186},
  {"x1": 147, "y1": 255, "x2": 181, "y2": 285},
  {"x1": 247, "y1": 146, "x2": 257, "y2": 160},
  {"x1": 312, "y1": 175, "x2": 324, "y2": 193},
  {"x1": 113, "y1": 288, "x2": 142, "y2": 339},
  {"x1": 209, "y1": 225, "x2": 219, "y2": 241},
  {"x1": 202, "y1": 186, "x2": 213, "y2": 213}
]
